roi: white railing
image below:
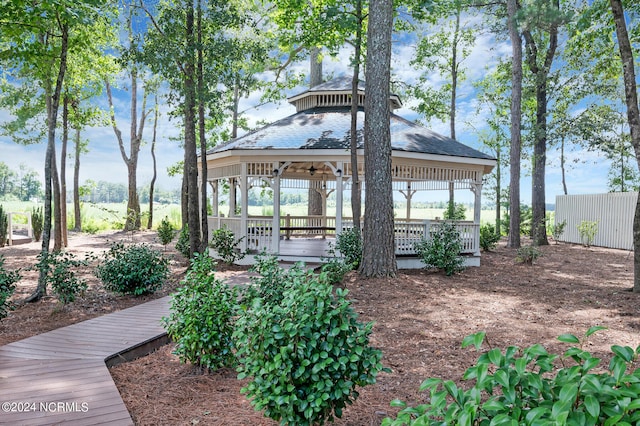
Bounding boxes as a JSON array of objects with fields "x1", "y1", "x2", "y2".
[
  {"x1": 8, "y1": 211, "x2": 33, "y2": 246},
  {"x1": 246, "y1": 218, "x2": 272, "y2": 252}
]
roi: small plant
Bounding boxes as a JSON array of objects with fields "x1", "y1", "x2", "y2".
[
  {"x1": 35, "y1": 250, "x2": 91, "y2": 304},
  {"x1": 0, "y1": 255, "x2": 21, "y2": 320},
  {"x1": 383, "y1": 327, "x2": 640, "y2": 426},
  {"x1": 479, "y1": 223, "x2": 501, "y2": 251},
  {"x1": 209, "y1": 225, "x2": 245, "y2": 264},
  {"x1": 320, "y1": 257, "x2": 352, "y2": 285},
  {"x1": 443, "y1": 201, "x2": 467, "y2": 220},
  {"x1": 95, "y1": 242, "x2": 168, "y2": 296},
  {"x1": 164, "y1": 253, "x2": 237, "y2": 370},
  {"x1": 175, "y1": 225, "x2": 190, "y2": 258},
  {"x1": 157, "y1": 216, "x2": 175, "y2": 250},
  {"x1": 414, "y1": 221, "x2": 465, "y2": 276},
  {"x1": 234, "y1": 263, "x2": 387, "y2": 425},
  {"x1": 552, "y1": 219, "x2": 567, "y2": 244},
  {"x1": 0, "y1": 205, "x2": 7, "y2": 247},
  {"x1": 334, "y1": 228, "x2": 363, "y2": 269},
  {"x1": 578, "y1": 220, "x2": 598, "y2": 247},
  {"x1": 31, "y1": 206, "x2": 43, "y2": 242},
  {"x1": 516, "y1": 244, "x2": 542, "y2": 264}
]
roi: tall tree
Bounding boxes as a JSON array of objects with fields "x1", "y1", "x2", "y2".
[
  {"x1": 609, "y1": 0, "x2": 640, "y2": 292},
  {"x1": 360, "y1": 0, "x2": 396, "y2": 277}
]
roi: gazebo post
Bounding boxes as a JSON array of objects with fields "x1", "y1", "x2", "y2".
[
  {"x1": 399, "y1": 181, "x2": 416, "y2": 221},
  {"x1": 239, "y1": 163, "x2": 249, "y2": 252},
  {"x1": 229, "y1": 178, "x2": 236, "y2": 217},
  {"x1": 210, "y1": 181, "x2": 218, "y2": 217},
  {"x1": 272, "y1": 162, "x2": 281, "y2": 254},
  {"x1": 472, "y1": 181, "x2": 483, "y2": 256},
  {"x1": 335, "y1": 162, "x2": 344, "y2": 234}
]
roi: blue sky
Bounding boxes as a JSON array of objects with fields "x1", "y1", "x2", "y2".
[{"x1": 0, "y1": 17, "x2": 616, "y2": 206}]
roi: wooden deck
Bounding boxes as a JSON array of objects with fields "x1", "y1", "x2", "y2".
[{"x1": 0, "y1": 296, "x2": 170, "y2": 425}]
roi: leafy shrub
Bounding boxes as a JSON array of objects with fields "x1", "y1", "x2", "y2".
[
  {"x1": 209, "y1": 225, "x2": 245, "y2": 264},
  {"x1": 578, "y1": 220, "x2": 598, "y2": 247},
  {"x1": 157, "y1": 216, "x2": 175, "y2": 250},
  {"x1": 0, "y1": 255, "x2": 20, "y2": 320},
  {"x1": 164, "y1": 253, "x2": 237, "y2": 370},
  {"x1": 479, "y1": 223, "x2": 501, "y2": 252},
  {"x1": 175, "y1": 225, "x2": 190, "y2": 258},
  {"x1": 32, "y1": 206, "x2": 43, "y2": 241},
  {"x1": 241, "y1": 253, "x2": 293, "y2": 308},
  {"x1": 516, "y1": 245, "x2": 542, "y2": 265},
  {"x1": 443, "y1": 201, "x2": 467, "y2": 220},
  {"x1": 552, "y1": 219, "x2": 567, "y2": 244},
  {"x1": 0, "y1": 205, "x2": 7, "y2": 247},
  {"x1": 334, "y1": 228, "x2": 362, "y2": 269},
  {"x1": 234, "y1": 264, "x2": 387, "y2": 425},
  {"x1": 36, "y1": 250, "x2": 91, "y2": 304},
  {"x1": 96, "y1": 242, "x2": 168, "y2": 296},
  {"x1": 414, "y1": 221, "x2": 465, "y2": 276},
  {"x1": 320, "y1": 257, "x2": 352, "y2": 285},
  {"x1": 383, "y1": 327, "x2": 640, "y2": 426}
]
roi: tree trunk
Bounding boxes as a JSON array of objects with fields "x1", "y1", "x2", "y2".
[
  {"x1": 609, "y1": 0, "x2": 640, "y2": 292},
  {"x1": 73, "y1": 124, "x2": 82, "y2": 232},
  {"x1": 360, "y1": 0, "x2": 396, "y2": 278},
  {"x1": 148, "y1": 97, "x2": 158, "y2": 230},
  {"x1": 308, "y1": 48, "x2": 323, "y2": 217},
  {"x1": 51, "y1": 133, "x2": 62, "y2": 252},
  {"x1": 28, "y1": 24, "x2": 68, "y2": 303},
  {"x1": 506, "y1": 0, "x2": 522, "y2": 249},
  {"x1": 197, "y1": 1, "x2": 209, "y2": 253},
  {"x1": 561, "y1": 136, "x2": 568, "y2": 195},
  {"x1": 350, "y1": 0, "x2": 363, "y2": 234},
  {"x1": 185, "y1": 4, "x2": 201, "y2": 257},
  {"x1": 531, "y1": 74, "x2": 549, "y2": 245},
  {"x1": 495, "y1": 148, "x2": 501, "y2": 234},
  {"x1": 60, "y1": 96, "x2": 68, "y2": 247}
]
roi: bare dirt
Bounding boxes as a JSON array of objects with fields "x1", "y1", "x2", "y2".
[{"x1": 2, "y1": 232, "x2": 640, "y2": 425}]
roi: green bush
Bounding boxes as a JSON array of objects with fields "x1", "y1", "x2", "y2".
[
  {"x1": 383, "y1": 327, "x2": 640, "y2": 426},
  {"x1": 242, "y1": 253, "x2": 289, "y2": 307},
  {"x1": 516, "y1": 245, "x2": 542, "y2": 265},
  {"x1": 334, "y1": 228, "x2": 362, "y2": 270},
  {"x1": 443, "y1": 201, "x2": 467, "y2": 220},
  {"x1": 0, "y1": 205, "x2": 7, "y2": 247},
  {"x1": 479, "y1": 223, "x2": 501, "y2": 252},
  {"x1": 414, "y1": 221, "x2": 465, "y2": 276},
  {"x1": 95, "y1": 242, "x2": 168, "y2": 296},
  {"x1": 578, "y1": 220, "x2": 598, "y2": 247},
  {"x1": 175, "y1": 225, "x2": 190, "y2": 258},
  {"x1": 36, "y1": 250, "x2": 90, "y2": 304},
  {"x1": 552, "y1": 219, "x2": 567, "y2": 244},
  {"x1": 163, "y1": 253, "x2": 237, "y2": 370},
  {"x1": 210, "y1": 225, "x2": 245, "y2": 264},
  {"x1": 157, "y1": 216, "x2": 175, "y2": 250},
  {"x1": 31, "y1": 206, "x2": 43, "y2": 242},
  {"x1": 0, "y1": 255, "x2": 20, "y2": 320},
  {"x1": 320, "y1": 258, "x2": 352, "y2": 285},
  {"x1": 234, "y1": 263, "x2": 387, "y2": 425}
]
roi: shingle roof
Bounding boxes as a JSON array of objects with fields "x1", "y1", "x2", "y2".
[{"x1": 208, "y1": 107, "x2": 494, "y2": 161}]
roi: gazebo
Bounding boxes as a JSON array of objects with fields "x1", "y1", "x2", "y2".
[{"x1": 200, "y1": 77, "x2": 496, "y2": 268}]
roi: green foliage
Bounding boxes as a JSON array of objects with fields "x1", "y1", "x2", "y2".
[
  {"x1": 516, "y1": 245, "x2": 542, "y2": 265},
  {"x1": 31, "y1": 206, "x2": 43, "y2": 241},
  {"x1": 209, "y1": 225, "x2": 245, "y2": 264},
  {"x1": 0, "y1": 205, "x2": 7, "y2": 247},
  {"x1": 0, "y1": 255, "x2": 20, "y2": 320},
  {"x1": 578, "y1": 220, "x2": 598, "y2": 247},
  {"x1": 36, "y1": 250, "x2": 90, "y2": 304},
  {"x1": 520, "y1": 204, "x2": 533, "y2": 236},
  {"x1": 552, "y1": 219, "x2": 567, "y2": 243},
  {"x1": 163, "y1": 253, "x2": 237, "y2": 370},
  {"x1": 320, "y1": 258, "x2": 352, "y2": 285},
  {"x1": 334, "y1": 228, "x2": 363, "y2": 270},
  {"x1": 157, "y1": 216, "x2": 175, "y2": 249},
  {"x1": 383, "y1": 327, "x2": 640, "y2": 426},
  {"x1": 234, "y1": 263, "x2": 387, "y2": 425},
  {"x1": 443, "y1": 201, "x2": 467, "y2": 220},
  {"x1": 95, "y1": 242, "x2": 168, "y2": 296},
  {"x1": 176, "y1": 225, "x2": 190, "y2": 259},
  {"x1": 414, "y1": 221, "x2": 465, "y2": 276},
  {"x1": 479, "y1": 223, "x2": 501, "y2": 252}
]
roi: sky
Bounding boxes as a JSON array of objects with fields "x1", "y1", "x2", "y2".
[{"x1": 0, "y1": 15, "x2": 617, "y2": 206}]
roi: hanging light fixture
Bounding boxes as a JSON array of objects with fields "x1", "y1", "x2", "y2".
[{"x1": 309, "y1": 165, "x2": 316, "y2": 176}]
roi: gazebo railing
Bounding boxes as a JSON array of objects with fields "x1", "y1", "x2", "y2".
[{"x1": 246, "y1": 218, "x2": 273, "y2": 252}]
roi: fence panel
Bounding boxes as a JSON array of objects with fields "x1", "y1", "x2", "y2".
[{"x1": 555, "y1": 192, "x2": 636, "y2": 250}]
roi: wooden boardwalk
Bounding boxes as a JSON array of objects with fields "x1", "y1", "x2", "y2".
[{"x1": 0, "y1": 296, "x2": 171, "y2": 425}]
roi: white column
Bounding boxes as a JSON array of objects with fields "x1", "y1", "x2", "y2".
[
  {"x1": 210, "y1": 181, "x2": 218, "y2": 217},
  {"x1": 240, "y1": 164, "x2": 248, "y2": 252},
  {"x1": 272, "y1": 163, "x2": 281, "y2": 254},
  {"x1": 335, "y1": 162, "x2": 344, "y2": 234},
  {"x1": 229, "y1": 178, "x2": 236, "y2": 217},
  {"x1": 472, "y1": 182, "x2": 483, "y2": 256}
]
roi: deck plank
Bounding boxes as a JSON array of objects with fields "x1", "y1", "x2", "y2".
[{"x1": 0, "y1": 296, "x2": 170, "y2": 425}]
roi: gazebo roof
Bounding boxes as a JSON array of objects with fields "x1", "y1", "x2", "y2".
[{"x1": 208, "y1": 107, "x2": 493, "y2": 161}]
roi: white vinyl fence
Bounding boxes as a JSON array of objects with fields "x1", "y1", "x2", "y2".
[{"x1": 555, "y1": 192, "x2": 636, "y2": 250}]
